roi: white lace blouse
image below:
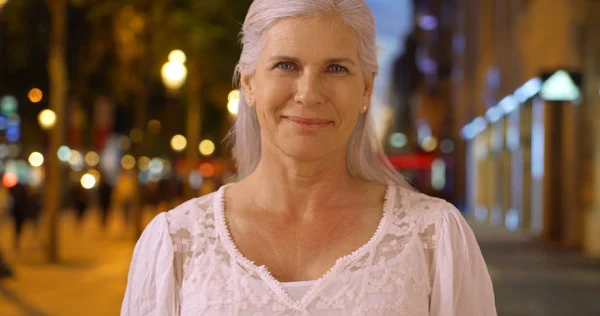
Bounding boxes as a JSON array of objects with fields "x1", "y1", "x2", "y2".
[{"x1": 121, "y1": 184, "x2": 497, "y2": 315}]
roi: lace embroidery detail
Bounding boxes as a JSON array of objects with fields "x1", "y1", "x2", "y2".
[{"x1": 163, "y1": 185, "x2": 453, "y2": 315}]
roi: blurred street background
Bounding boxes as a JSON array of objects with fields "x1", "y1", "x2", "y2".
[{"x1": 1, "y1": 0, "x2": 600, "y2": 315}]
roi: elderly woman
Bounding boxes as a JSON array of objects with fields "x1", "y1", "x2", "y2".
[{"x1": 121, "y1": 0, "x2": 497, "y2": 315}]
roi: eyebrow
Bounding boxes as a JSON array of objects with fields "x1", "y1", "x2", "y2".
[{"x1": 268, "y1": 55, "x2": 356, "y2": 66}]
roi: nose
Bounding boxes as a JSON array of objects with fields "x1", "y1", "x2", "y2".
[{"x1": 294, "y1": 72, "x2": 326, "y2": 107}]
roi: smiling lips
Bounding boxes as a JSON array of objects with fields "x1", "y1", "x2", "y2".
[{"x1": 282, "y1": 116, "x2": 333, "y2": 128}]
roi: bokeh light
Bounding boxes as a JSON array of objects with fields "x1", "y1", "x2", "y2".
[
  {"x1": 69, "y1": 150, "x2": 84, "y2": 170},
  {"x1": 138, "y1": 170, "x2": 149, "y2": 186},
  {"x1": 85, "y1": 151, "x2": 100, "y2": 167},
  {"x1": 0, "y1": 95, "x2": 17, "y2": 115},
  {"x1": 5, "y1": 118, "x2": 20, "y2": 143},
  {"x1": 87, "y1": 169, "x2": 101, "y2": 182},
  {"x1": 57, "y1": 146, "x2": 72, "y2": 162},
  {"x1": 149, "y1": 158, "x2": 164, "y2": 175},
  {"x1": 130, "y1": 128, "x2": 143, "y2": 143},
  {"x1": 200, "y1": 163, "x2": 215, "y2": 178},
  {"x1": 0, "y1": 144, "x2": 8, "y2": 158},
  {"x1": 81, "y1": 173, "x2": 96, "y2": 190},
  {"x1": 2, "y1": 172, "x2": 18, "y2": 188},
  {"x1": 189, "y1": 171, "x2": 203, "y2": 190},
  {"x1": 228, "y1": 89, "x2": 240, "y2": 101},
  {"x1": 119, "y1": 136, "x2": 132, "y2": 151},
  {"x1": 227, "y1": 99, "x2": 240, "y2": 115},
  {"x1": 161, "y1": 61, "x2": 187, "y2": 90},
  {"x1": 168, "y1": 50, "x2": 187, "y2": 64},
  {"x1": 431, "y1": 158, "x2": 446, "y2": 191},
  {"x1": 147, "y1": 119, "x2": 162, "y2": 134},
  {"x1": 389, "y1": 133, "x2": 407, "y2": 148},
  {"x1": 28, "y1": 88, "x2": 43, "y2": 103},
  {"x1": 38, "y1": 109, "x2": 57, "y2": 129},
  {"x1": 421, "y1": 136, "x2": 439, "y2": 152},
  {"x1": 28, "y1": 152, "x2": 44, "y2": 167},
  {"x1": 69, "y1": 150, "x2": 82, "y2": 165},
  {"x1": 0, "y1": 115, "x2": 7, "y2": 130},
  {"x1": 171, "y1": 135, "x2": 187, "y2": 152},
  {"x1": 138, "y1": 156, "x2": 150, "y2": 171},
  {"x1": 199, "y1": 139, "x2": 215, "y2": 156},
  {"x1": 440, "y1": 139, "x2": 455, "y2": 154},
  {"x1": 121, "y1": 154, "x2": 136, "y2": 170},
  {"x1": 227, "y1": 89, "x2": 240, "y2": 115},
  {"x1": 30, "y1": 166, "x2": 43, "y2": 188}
]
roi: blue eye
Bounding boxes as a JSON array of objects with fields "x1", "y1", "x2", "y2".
[
  {"x1": 328, "y1": 64, "x2": 348, "y2": 73},
  {"x1": 276, "y1": 62, "x2": 295, "y2": 71}
]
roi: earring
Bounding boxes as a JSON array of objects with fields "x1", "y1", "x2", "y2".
[
  {"x1": 247, "y1": 98, "x2": 253, "y2": 106},
  {"x1": 362, "y1": 105, "x2": 368, "y2": 113}
]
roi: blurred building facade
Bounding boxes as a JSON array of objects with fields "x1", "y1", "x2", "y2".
[
  {"x1": 453, "y1": 0, "x2": 600, "y2": 257},
  {"x1": 385, "y1": 0, "x2": 457, "y2": 203}
]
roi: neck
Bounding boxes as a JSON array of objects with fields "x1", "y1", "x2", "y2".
[{"x1": 241, "y1": 145, "x2": 363, "y2": 221}]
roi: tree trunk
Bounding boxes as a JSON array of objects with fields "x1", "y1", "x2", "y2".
[
  {"x1": 45, "y1": 0, "x2": 68, "y2": 263},
  {"x1": 185, "y1": 57, "x2": 202, "y2": 200}
]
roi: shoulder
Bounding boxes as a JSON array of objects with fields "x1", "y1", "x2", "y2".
[
  {"x1": 389, "y1": 186, "x2": 469, "y2": 245},
  {"x1": 162, "y1": 189, "x2": 220, "y2": 252},
  {"x1": 390, "y1": 185, "x2": 454, "y2": 221},
  {"x1": 164, "y1": 190, "x2": 216, "y2": 229}
]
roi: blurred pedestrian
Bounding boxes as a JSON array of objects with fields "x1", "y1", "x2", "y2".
[
  {"x1": 71, "y1": 184, "x2": 88, "y2": 227},
  {"x1": 113, "y1": 169, "x2": 139, "y2": 228},
  {"x1": 8, "y1": 182, "x2": 29, "y2": 250},
  {"x1": 0, "y1": 251, "x2": 13, "y2": 279},
  {"x1": 26, "y1": 186, "x2": 43, "y2": 239},
  {"x1": 98, "y1": 178, "x2": 113, "y2": 230},
  {"x1": 0, "y1": 175, "x2": 14, "y2": 278}
]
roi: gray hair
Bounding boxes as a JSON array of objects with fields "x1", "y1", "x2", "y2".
[{"x1": 229, "y1": 0, "x2": 412, "y2": 188}]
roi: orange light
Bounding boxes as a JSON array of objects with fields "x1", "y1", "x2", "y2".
[
  {"x1": 199, "y1": 163, "x2": 215, "y2": 178},
  {"x1": 2, "y1": 172, "x2": 18, "y2": 188},
  {"x1": 28, "y1": 88, "x2": 43, "y2": 103}
]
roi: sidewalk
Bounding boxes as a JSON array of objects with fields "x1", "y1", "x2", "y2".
[
  {"x1": 0, "y1": 208, "x2": 157, "y2": 316},
  {"x1": 471, "y1": 220, "x2": 600, "y2": 316}
]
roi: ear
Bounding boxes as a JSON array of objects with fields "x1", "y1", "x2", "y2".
[
  {"x1": 240, "y1": 73, "x2": 255, "y2": 107},
  {"x1": 363, "y1": 73, "x2": 375, "y2": 106}
]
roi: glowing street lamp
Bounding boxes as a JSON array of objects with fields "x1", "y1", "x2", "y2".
[
  {"x1": 81, "y1": 173, "x2": 96, "y2": 190},
  {"x1": 161, "y1": 50, "x2": 187, "y2": 92},
  {"x1": 171, "y1": 134, "x2": 187, "y2": 152},
  {"x1": 227, "y1": 89, "x2": 240, "y2": 116},
  {"x1": 28, "y1": 88, "x2": 43, "y2": 103},
  {"x1": 28, "y1": 152, "x2": 44, "y2": 167},
  {"x1": 168, "y1": 50, "x2": 187, "y2": 64},
  {"x1": 38, "y1": 109, "x2": 57, "y2": 130},
  {"x1": 199, "y1": 139, "x2": 215, "y2": 156}
]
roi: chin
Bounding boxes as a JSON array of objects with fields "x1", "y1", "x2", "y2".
[{"x1": 278, "y1": 139, "x2": 339, "y2": 162}]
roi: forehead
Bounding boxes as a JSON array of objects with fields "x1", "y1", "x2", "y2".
[{"x1": 262, "y1": 15, "x2": 360, "y2": 59}]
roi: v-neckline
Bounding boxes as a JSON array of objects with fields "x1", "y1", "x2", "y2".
[{"x1": 212, "y1": 183, "x2": 396, "y2": 309}]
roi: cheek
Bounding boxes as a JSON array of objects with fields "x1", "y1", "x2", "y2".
[
  {"x1": 256, "y1": 78, "x2": 294, "y2": 110},
  {"x1": 333, "y1": 89, "x2": 363, "y2": 120}
]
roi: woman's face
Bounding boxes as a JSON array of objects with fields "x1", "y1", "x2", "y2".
[{"x1": 241, "y1": 15, "x2": 374, "y2": 162}]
